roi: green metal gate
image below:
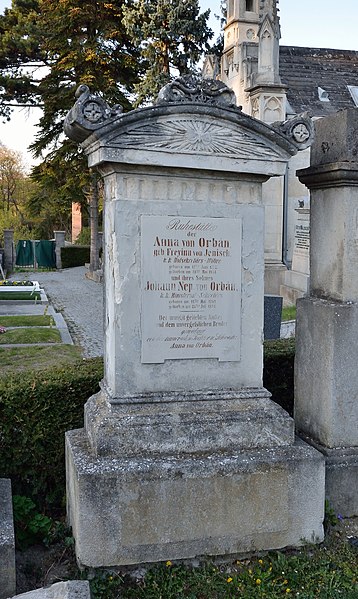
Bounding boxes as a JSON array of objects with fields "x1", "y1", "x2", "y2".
[{"x1": 16, "y1": 240, "x2": 56, "y2": 268}]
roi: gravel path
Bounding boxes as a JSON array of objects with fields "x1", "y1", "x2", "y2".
[{"x1": 32, "y1": 267, "x2": 104, "y2": 357}]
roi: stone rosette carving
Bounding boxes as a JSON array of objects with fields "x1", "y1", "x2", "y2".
[
  {"x1": 156, "y1": 76, "x2": 238, "y2": 109},
  {"x1": 272, "y1": 113, "x2": 315, "y2": 150},
  {"x1": 64, "y1": 84, "x2": 123, "y2": 143}
]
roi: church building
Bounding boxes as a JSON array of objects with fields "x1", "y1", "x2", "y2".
[{"x1": 204, "y1": 0, "x2": 358, "y2": 302}]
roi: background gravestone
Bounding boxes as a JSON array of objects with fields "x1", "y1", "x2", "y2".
[
  {"x1": 296, "y1": 108, "x2": 358, "y2": 516},
  {"x1": 0, "y1": 478, "x2": 16, "y2": 599},
  {"x1": 264, "y1": 294, "x2": 283, "y2": 339}
]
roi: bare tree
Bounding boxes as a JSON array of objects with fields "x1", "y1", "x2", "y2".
[{"x1": 0, "y1": 145, "x2": 27, "y2": 217}]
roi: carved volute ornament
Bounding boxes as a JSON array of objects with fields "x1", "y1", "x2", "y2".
[
  {"x1": 156, "y1": 76, "x2": 238, "y2": 109},
  {"x1": 64, "y1": 84, "x2": 123, "y2": 143},
  {"x1": 272, "y1": 112, "x2": 315, "y2": 151}
]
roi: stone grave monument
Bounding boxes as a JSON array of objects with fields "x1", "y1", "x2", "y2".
[
  {"x1": 296, "y1": 108, "x2": 358, "y2": 517},
  {"x1": 64, "y1": 77, "x2": 324, "y2": 568},
  {"x1": 0, "y1": 479, "x2": 16, "y2": 599}
]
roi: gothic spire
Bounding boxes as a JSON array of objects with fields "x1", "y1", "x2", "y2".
[{"x1": 259, "y1": 0, "x2": 281, "y2": 39}]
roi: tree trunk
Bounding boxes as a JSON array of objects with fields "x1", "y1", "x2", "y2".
[{"x1": 89, "y1": 172, "x2": 99, "y2": 272}]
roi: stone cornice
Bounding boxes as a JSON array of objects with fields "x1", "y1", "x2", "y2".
[{"x1": 297, "y1": 162, "x2": 358, "y2": 189}]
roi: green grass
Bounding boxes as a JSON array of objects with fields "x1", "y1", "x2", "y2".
[
  {"x1": 84, "y1": 534, "x2": 358, "y2": 598},
  {"x1": 14, "y1": 267, "x2": 55, "y2": 273},
  {"x1": 281, "y1": 306, "x2": 296, "y2": 321},
  {"x1": 0, "y1": 327, "x2": 61, "y2": 344},
  {"x1": 0, "y1": 315, "x2": 54, "y2": 327},
  {"x1": 0, "y1": 291, "x2": 42, "y2": 300},
  {"x1": 0, "y1": 345, "x2": 82, "y2": 374}
]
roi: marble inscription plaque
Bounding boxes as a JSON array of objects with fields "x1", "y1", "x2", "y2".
[
  {"x1": 141, "y1": 215, "x2": 242, "y2": 363},
  {"x1": 292, "y1": 208, "x2": 310, "y2": 275}
]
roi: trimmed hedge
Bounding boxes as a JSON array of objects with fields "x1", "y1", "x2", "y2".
[
  {"x1": 0, "y1": 340, "x2": 295, "y2": 515},
  {"x1": 61, "y1": 245, "x2": 90, "y2": 268},
  {"x1": 0, "y1": 358, "x2": 103, "y2": 512},
  {"x1": 264, "y1": 338, "x2": 295, "y2": 416}
]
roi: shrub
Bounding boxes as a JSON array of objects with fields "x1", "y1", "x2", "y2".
[
  {"x1": 0, "y1": 357, "x2": 103, "y2": 512},
  {"x1": 12, "y1": 495, "x2": 53, "y2": 550},
  {"x1": 74, "y1": 227, "x2": 91, "y2": 246},
  {"x1": 61, "y1": 245, "x2": 90, "y2": 268}
]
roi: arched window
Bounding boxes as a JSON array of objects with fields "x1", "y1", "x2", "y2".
[{"x1": 246, "y1": 0, "x2": 254, "y2": 11}]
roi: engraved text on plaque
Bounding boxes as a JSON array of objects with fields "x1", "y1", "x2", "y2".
[{"x1": 141, "y1": 215, "x2": 242, "y2": 363}]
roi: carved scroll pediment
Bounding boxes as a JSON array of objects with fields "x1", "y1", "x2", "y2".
[
  {"x1": 64, "y1": 79, "x2": 314, "y2": 164},
  {"x1": 105, "y1": 116, "x2": 283, "y2": 161}
]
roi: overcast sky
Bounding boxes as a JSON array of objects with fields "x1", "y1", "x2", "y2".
[{"x1": 0, "y1": 0, "x2": 357, "y2": 165}]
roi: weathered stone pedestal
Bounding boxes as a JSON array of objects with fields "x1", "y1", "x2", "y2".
[
  {"x1": 296, "y1": 108, "x2": 358, "y2": 517},
  {"x1": 0, "y1": 479, "x2": 16, "y2": 599},
  {"x1": 65, "y1": 79, "x2": 324, "y2": 568},
  {"x1": 67, "y1": 421, "x2": 323, "y2": 567}
]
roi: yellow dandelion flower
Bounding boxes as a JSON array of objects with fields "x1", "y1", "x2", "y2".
[
  {"x1": 256, "y1": 578, "x2": 262, "y2": 585},
  {"x1": 286, "y1": 589, "x2": 291, "y2": 594},
  {"x1": 259, "y1": 559, "x2": 263, "y2": 565},
  {"x1": 227, "y1": 577, "x2": 233, "y2": 583},
  {"x1": 283, "y1": 579, "x2": 288, "y2": 585},
  {"x1": 166, "y1": 560, "x2": 172, "y2": 567},
  {"x1": 249, "y1": 569, "x2": 252, "y2": 574}
]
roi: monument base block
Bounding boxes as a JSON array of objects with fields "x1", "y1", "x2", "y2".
[
  {"x1": 66, "y1": 430, "x2": 324, "y2": 568},
  {"x1": 325, "y1": 447, "x2": 358, "y2": 518},
  {"x1": 299, "y1": 435, "x2": 358, "y2": 518}
]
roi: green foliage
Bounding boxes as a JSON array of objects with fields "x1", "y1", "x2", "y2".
[
  {"x1": 0, "y1": 344, "x2": 82, "y2": 375},
  {"x1": 86, "y1": 546, "x2": 358, "y2": 598},
  {"x1": 0, "y1": 290, "x2": 41, "y2": 300},
  {"x1": 123, "y1": 0, "x2": 213, "y2": 104},
  {"x1": 12, "y1": 495, "x2": 53, "y2": 550},
  {"x1": 13, "y1": 495, "x2": 75, "y2": 550},
  {"x1": 263, "y1": 339, "x2": 295, "y2": 416},
  {"x1": 61, "y1": 244, "x2": 90, "y2": 268},
  {"x1": 28, "y1": 144, "x2": 90, "y2": 238},
  {"x1": 74, "y1": 226, "x2": 91, "y2": 246},
  {"x1": 0, "y1": 326, "x2": 60, "y2": 344},
  {"x1": 0, "y1": 0, "x2": 141, "y2": 235},
  {"x1": 324, "y1": 499, "x2": 339, "y2": 532},
  {"x1": 0, "y1": 314, "x2": 53, "y2": 326},
  {"x1": 0, "y1": 0, "x2": 140, "y2": 141},
  {"x1": 0, "y1": 357, "x2": 103, "y2": 510},
  {"x1": 87, "y1": 572, "x2": 124, "y2": 598},
  {"x1": 0, "y1": 145, "x2": 38, "y2": 241},
  {"x1": 281, "y1": 305, "x2": 296, "y2": 321}
]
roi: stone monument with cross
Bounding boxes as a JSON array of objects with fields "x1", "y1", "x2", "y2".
[{"x1": 64, "y1": 78, "x2": 324, "y2": 568}]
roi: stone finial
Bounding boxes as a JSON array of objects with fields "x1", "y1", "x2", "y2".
[
  {"x1": 254, "y1": 0, "x2": 281, "y2": 86},
  {"x1": 64, "y1": 85, "x2": 123, "y2": 143},
  {"x1": 202, "y1": 55, "x2": 221, "y2": 80},
  {"x1": 259, "y1": 0, "x2": 280, "y2": 37},
  {"x1": 272, "y1": 113, "x2": 315, "y2": 151},
  {"x1": 156, "y1": 76, "x2": 239, "y2": 109}
]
